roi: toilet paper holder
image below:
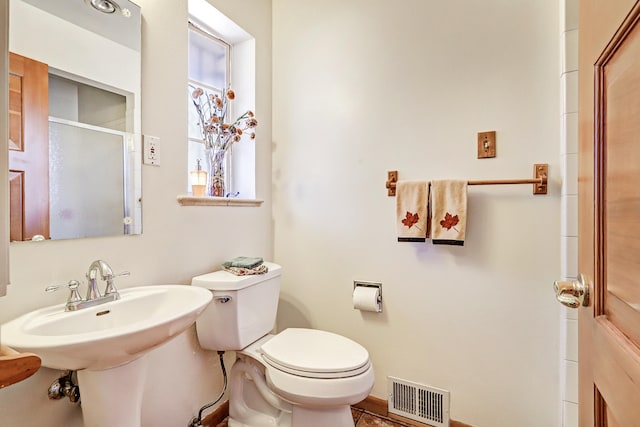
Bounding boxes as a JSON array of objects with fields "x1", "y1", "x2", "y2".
[{"x1": 353, "y1": 281, "x2": 382, "y2": 312}]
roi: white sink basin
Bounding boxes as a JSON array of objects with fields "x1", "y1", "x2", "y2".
[{"x1": 1, "y1": 285, "x2": 212, "y2": 371}]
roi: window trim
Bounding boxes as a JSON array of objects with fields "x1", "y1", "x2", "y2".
[{"x1": 186, "y1": 21, "x2": 234, "y2": 195}]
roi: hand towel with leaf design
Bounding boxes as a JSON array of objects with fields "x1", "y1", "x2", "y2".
[
  {"x1": 430, "y1": 180, "x2": 467, "y2": 246},
  {"x1": 396, "y1": 181, "x2": 430, "y2": 242}
]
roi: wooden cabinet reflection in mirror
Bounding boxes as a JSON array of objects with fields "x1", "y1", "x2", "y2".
[{"x1": 9, "y1": 52, "x2": 49, "y2": 241}]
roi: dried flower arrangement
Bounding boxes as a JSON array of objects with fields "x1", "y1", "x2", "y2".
[
  {"x1": 190, "y1": 86, "x2": 258, "y2": 151},
  {"x1": 190, "y1": 86, "x2": 258, "y2": 196}
]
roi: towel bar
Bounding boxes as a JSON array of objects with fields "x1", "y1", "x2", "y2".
[{"x1": 385, "y1": 163, "x2": 548, "y2": 196}]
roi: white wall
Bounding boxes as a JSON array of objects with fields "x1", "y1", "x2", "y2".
[
  {"x1": 0, "y1": 0, "x2": 272, "y2": 425},
  {"x1": 272, "y1": 1, "x2": 562, "y2": 426}
]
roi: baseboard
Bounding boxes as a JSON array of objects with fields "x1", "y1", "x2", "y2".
[
  {"x1": 202, "y1": 400, "x2": 229, "y2": 427},
  {"x1": 202, "y1": 396, "x2": 474, "y2": 427},
  {"x1": 354, "y1": 395, "x2": 475, "y2": 427}
]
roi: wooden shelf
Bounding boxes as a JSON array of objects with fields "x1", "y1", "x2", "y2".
[{"x1": 0, "y1": 345, "x2": 41, "y2": 388}]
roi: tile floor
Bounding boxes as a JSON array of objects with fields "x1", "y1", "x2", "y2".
[{"x1": 215, "y1": 407, "x2": 415, "y2": 427}]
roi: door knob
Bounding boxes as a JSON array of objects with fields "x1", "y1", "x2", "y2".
[{"x1": 554, "y1": 273, "x2": 590, "y2": 309}]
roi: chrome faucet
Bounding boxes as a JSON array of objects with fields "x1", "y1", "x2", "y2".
[
  {"x1": 45, "y1": 261, "x2": 129, "y2": 311},
  {"x1": 86, "y1": 260, "x2": 129, "y2": 301},
  {"x1": 87, "y1": 260, "x2": 113, "y2": 300}
]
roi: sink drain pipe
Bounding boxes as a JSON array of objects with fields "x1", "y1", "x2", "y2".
[{"x1": 189, "y1": 351, "x2": 227, "y2": 427}]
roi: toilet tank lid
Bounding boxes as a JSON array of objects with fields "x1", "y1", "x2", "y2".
[{"x1": 191, "y1": 262, "x2": 281, "y2": 291}]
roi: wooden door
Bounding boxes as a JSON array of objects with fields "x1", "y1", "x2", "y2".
[
  {"x1": 8, "y1": 52, "x2": 49, "y2": 241},
  {"x1": 579, "y1": 0, "x2": 640, "y2": 425}
]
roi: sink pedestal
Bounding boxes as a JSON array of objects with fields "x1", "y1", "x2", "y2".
[{"x1": 77, "y1": 357, "x2": 148, "y2": 427}]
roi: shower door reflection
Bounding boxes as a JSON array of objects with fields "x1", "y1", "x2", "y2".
[{"x1": 49, "y1": 120, "x2": 140, "y2": 240}]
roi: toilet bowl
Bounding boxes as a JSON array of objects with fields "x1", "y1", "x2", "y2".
[{"x1": 192, "y1": 263, "x2": 374, "y2": 427}]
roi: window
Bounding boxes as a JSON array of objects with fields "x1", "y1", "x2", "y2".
[
  {"x1": 187, "y1": 23, "x2": 230, "y2": 194},
  {"x1": 185, "y1": 0, "x2": 258, "y2": 203}
]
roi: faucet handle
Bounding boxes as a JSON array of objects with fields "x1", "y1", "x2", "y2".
[
  {"x1": 66, "y1": 280, "x2": 82, "y2": 303},
  {"x1": 113, "y1": 271, "x2": 131, "y2": 279},
  {"x1": 45, "y1": 280, "x2": 82, "y2": 304},
  {"x1": 104, "y1": 271, "x2": 130, "y2": 298}
]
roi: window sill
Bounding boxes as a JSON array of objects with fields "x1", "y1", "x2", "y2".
[{"x1": 177, "y1": 195, "x2": 264, "y2": 207}]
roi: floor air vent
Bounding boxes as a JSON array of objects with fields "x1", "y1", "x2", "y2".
[{"x1": 388, "y1": 377, "x2": 450, "y2": 427}]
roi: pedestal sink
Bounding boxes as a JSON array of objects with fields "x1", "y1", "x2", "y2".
[{"x1": 1, "y1": 285, "x2": 213, "y2": 427}]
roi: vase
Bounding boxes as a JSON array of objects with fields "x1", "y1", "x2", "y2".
[{"x1": 205, "y1": 147, "x2": 226, "y2": 197}]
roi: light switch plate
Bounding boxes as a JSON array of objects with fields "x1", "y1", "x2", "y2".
[{"x1": 477, "y1": 131, "x2": 496, "y2": 159}]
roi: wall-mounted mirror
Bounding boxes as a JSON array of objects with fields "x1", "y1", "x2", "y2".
[{"x1": 8, "y1": 0, "x2": 141, "y2": 241}]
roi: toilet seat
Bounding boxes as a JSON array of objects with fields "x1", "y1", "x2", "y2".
[{"x1": 259, "y1": 328, "x2": 370, "y2": 379}]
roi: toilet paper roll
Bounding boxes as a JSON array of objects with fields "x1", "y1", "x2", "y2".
[{"x1": 353, "y1": 286, "x2": 381, "y2": 312}]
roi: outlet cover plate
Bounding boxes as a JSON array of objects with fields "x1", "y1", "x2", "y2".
[{"x1": 143, "y1": 135, "x2": 160, "y2": 166}]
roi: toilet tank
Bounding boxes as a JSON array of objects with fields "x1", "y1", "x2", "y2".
[{"x1": 192, "y1": 262, "x2": 281, "y2": 351}]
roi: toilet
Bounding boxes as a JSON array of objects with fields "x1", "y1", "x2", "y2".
[{"x1": 192, "y1": 262, "x2": 374, "y2": 427}]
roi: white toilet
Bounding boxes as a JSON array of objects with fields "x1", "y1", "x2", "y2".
[{"x1": 192, "y1": 262, "x2": 374, "y2": 427}]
